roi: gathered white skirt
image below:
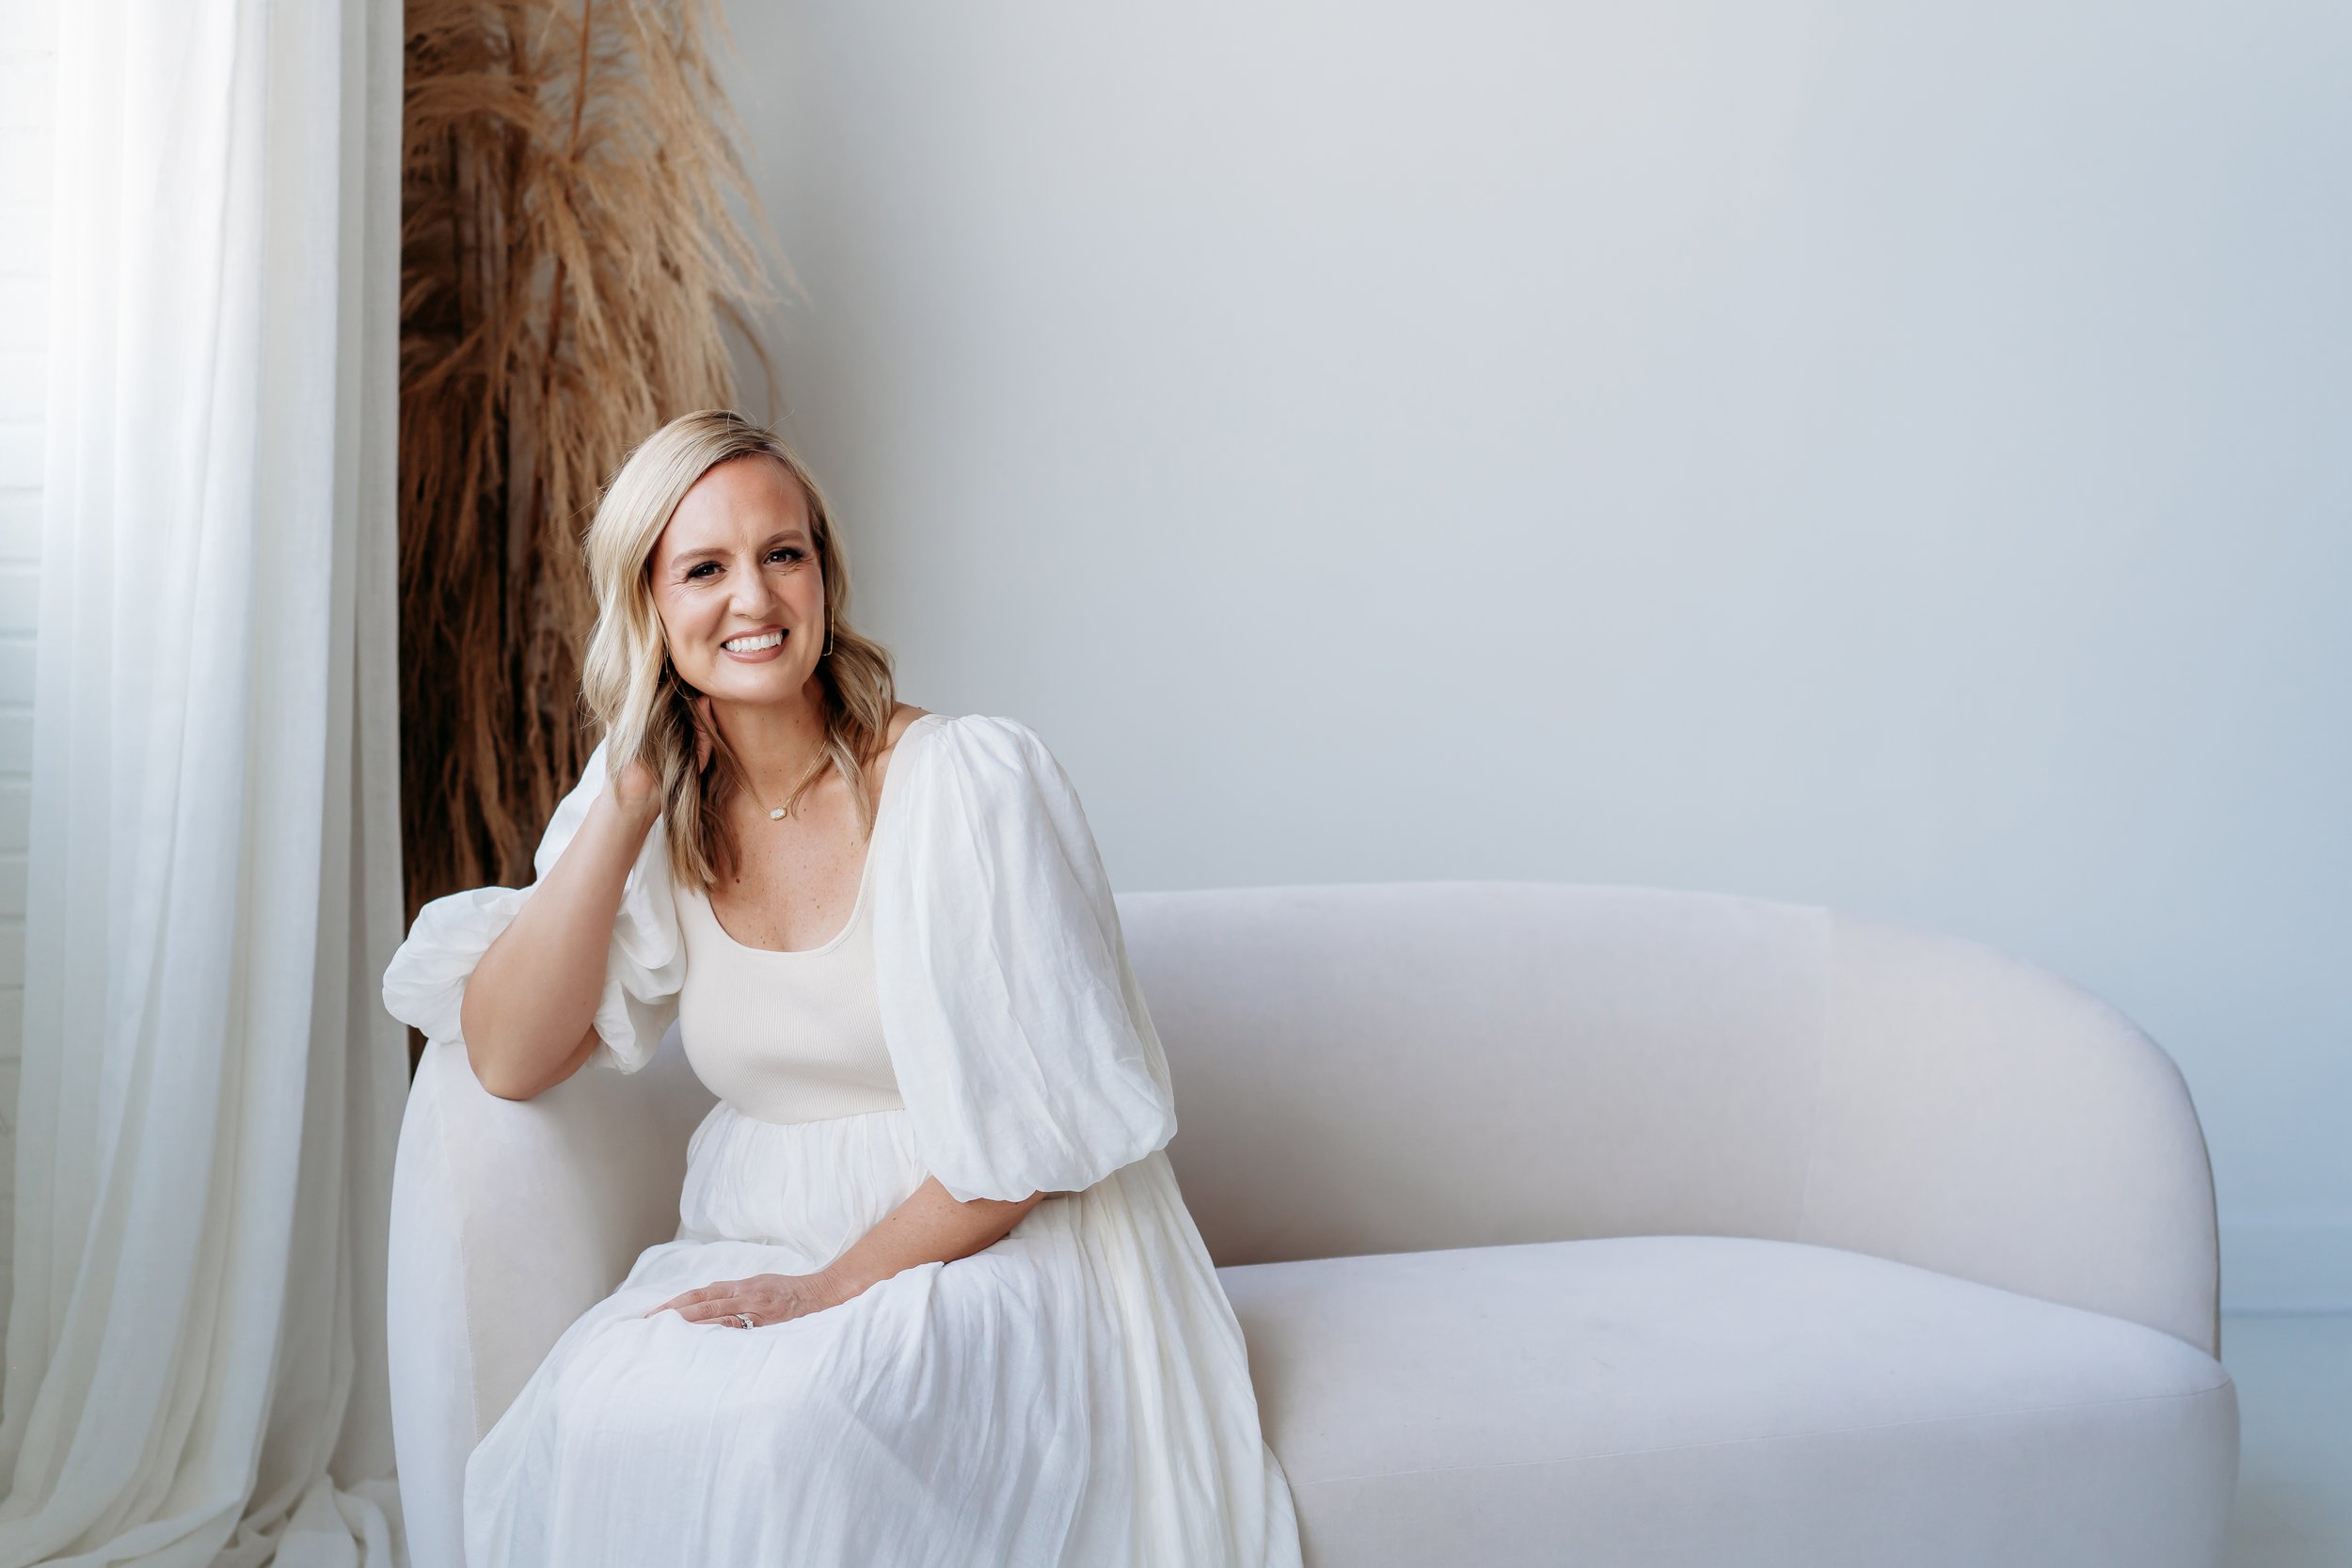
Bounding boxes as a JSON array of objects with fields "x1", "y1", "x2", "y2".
[{"x1": 462, "y1": 1100, "x2": 1300, "y2": 1568}]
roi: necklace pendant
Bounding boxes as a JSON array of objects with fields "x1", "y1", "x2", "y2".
[{"x1": 768, "y1": 806, "x2": 786, "y2": 820}]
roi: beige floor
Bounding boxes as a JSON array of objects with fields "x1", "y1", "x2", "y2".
[{"x1": 2222, "y1": 1311, "x2": 2352, "y2": 1567}]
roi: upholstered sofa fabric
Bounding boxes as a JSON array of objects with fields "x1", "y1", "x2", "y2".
[
  {"x1": 1222, "y1": 1234, "x2": 2235, "y2": 1565},
  {"x1": 1115, "y1": 882, "x2": 2220, "y2": 1356},
  {"x1": 386, "y1": 880, "x2": 2236, "y2": 1567}
]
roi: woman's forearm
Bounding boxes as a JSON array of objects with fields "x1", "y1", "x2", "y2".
[
  {"x1": 816, "y1": 1178, "x2": 1047, "y2": 1305},
  {"x1": 461, "y1": 784, "x2": 661, "y2": 1100}
]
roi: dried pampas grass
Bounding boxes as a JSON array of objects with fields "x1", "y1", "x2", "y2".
[{"x1": 399, "y1": 0, "x2": 777, "y2": 937}]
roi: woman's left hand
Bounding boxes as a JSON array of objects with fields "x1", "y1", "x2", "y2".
[{"x1": 640, "y1": 1270, "x2": 847, "y2": 1328}]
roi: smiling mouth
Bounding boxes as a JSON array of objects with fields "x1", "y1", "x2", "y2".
[{"x1": 722, "y1": 630, "x2": 785, "y2": 653}]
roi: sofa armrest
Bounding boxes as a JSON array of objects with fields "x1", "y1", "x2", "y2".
[
  {"x1": 1796, "y1": 913, "x2": 2223, "y2": 1357},
  {"x1": 386, "y1": 1028, "x2": 713, "y2": 1568}
]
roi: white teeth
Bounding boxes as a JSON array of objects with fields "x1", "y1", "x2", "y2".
[{"x1": 723, "y1": 631, "x2": 784, "y2": 652}]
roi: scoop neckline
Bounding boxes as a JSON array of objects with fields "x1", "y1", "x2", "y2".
[{"x1": 691, "y1": 711, "x2": 941, "y2": 958}]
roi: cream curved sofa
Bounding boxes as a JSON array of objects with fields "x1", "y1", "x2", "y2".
[{"x1": 386, "y1": 880, "x2": 2238, "y2": 1567}]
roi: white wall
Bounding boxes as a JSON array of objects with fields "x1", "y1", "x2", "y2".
[
  {"x1": 717, "y1": 0, "x2": 2352, "y2": 1310},
  {"x1": 0, "y1": 0, "x2": 54, "y2": 1330}
]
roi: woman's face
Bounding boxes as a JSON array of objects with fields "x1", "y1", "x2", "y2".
[{"x1": 648, "y1": 454, "x2": 828, "y2": 708}]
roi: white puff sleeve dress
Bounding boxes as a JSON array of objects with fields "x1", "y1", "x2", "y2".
[{"x1": 380, "y1": 712, "x2": 1302, "y2": 1568}]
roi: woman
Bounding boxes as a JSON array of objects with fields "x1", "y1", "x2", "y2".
[{"x1": 381, "y1": 410, "x2": 1303, "y2": 1568}]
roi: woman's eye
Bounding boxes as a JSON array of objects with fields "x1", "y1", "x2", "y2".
[{"x1": 684, "y1": 548, "x2": 798, "y2": 581}]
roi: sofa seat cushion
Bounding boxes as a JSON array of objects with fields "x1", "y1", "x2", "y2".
[{"x1": 1217, "y1": 1234, "x2": 2236, "y2": 1568}]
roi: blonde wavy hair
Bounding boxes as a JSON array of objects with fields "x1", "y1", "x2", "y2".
[{"x1": 580, "y1": 409, "x2": 898, "y2": 893}]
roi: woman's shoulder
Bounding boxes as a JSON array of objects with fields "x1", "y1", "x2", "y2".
[
  {"x1": 875, "y1": 704, "x2": 938, "y2": 781},
  {"x1": 885, "y1": 710, "x2": 1085, "y2": 821},
  {"x1": 898, "y1": 708, "x2": 1057, "y2": 750},
  {"x1": 883, "y1": 703, "x2": 931, "y2": 744},
  {"x1": 886, "y1": 708, "x2": 1059, "y2": 764}
]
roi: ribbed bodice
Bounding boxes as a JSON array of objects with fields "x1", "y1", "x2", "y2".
[{"x1": 675, "y1": 865, "x2": 904, "y2": 1125}]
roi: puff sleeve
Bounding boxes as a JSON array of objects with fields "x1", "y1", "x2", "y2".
[
  {"x1": 381, "y1": 739, "x2": 686, "y2": 1074},
  {"x1": 869, "y1": 715, "x2": 1179, "y2": 1203}
]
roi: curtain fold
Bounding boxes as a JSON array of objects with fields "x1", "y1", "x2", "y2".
[{"x1": 0, "y1": 0, "x2": 407, "y2": 1562}]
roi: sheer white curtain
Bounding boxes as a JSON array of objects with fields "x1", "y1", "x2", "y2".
[{"x1": 0, "y1": 0, "x2": 407, "y2": 1563}]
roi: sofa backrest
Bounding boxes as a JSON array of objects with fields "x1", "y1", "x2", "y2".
[{"x1": 1118, "y1": 880, "x2": 2220, "y2": 1357}]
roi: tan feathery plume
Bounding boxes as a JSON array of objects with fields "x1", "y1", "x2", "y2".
[{"x1": 397, "y1": 0, "x2": 778, "y2": 958}]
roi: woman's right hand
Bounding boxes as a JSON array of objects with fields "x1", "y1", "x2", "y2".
[
  {"x1": 613, "y1": 694, "x2": 715, "y2": 817},
  {"x1": 613, "y1": 755, "x2": 661, "y2": 820}
]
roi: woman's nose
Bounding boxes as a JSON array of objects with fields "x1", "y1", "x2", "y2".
[{"x1": 727, "y1": 562, "x2": 780, "y2": 616}]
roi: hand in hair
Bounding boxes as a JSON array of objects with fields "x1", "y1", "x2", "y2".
[{"x1": 615, "y1": 694, "x2": 714, "y2": 817}]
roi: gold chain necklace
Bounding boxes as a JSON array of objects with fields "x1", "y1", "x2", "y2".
[{"x1": 741, "y1": 750, "x2": 831, "y2": 822}]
